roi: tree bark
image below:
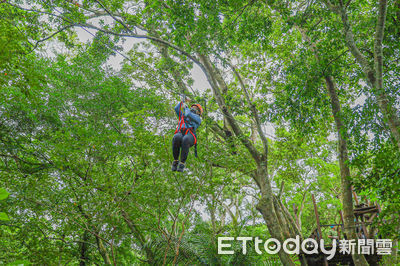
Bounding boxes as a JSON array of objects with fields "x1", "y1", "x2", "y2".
[
  {"x1": 76, "y1": 205, "x2": 112, "y2": 265},
  {"x1": 373, "y1": 0, "x2": 400, "y2": 150},
  {"x1": 325, "y1": 76, "x2": 369, "y2": 266},
  {"x1": 95, "y1": 235, "x2": 112, "y2": 265},
  {"x1": 121, "y1": 210, "x2": 155, "y2": 265},
  {"x1": 79, "y1": 231, "x2": 89, "y2": 266},
  {"x1": 198, "y1": 53, "x2": 298, "y2": 265},
  {"x1": 294, "y1": 21, "x2": 369, "y2": 266}
]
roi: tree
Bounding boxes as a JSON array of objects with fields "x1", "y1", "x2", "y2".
[{"x1": 1, "y1": 0, "x2": 399, "y2": 264}]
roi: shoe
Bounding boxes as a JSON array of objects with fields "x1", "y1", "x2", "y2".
[
  {"x1": 177, "y1": 162, "x2": 185, "y2": 172},
  {"x1": 171, "y1": 160, "x2": 179, "y2": 171}
]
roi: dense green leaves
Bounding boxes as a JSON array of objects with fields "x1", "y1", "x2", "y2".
[
  {"x1": 0, "y1": 188, "x2": 9, "y2": 221},
  {"x1": 1, "y1": 0, "x2": 399, "y2": 264}
]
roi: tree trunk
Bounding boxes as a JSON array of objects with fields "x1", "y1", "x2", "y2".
[
  {"x1": 294, "y1": 21, "x2": 369, "y2": 265},
  {"x1": 325, "y1": 76, "x2": 369, "y2": 266},
  {"x1": 76, "y1": 204, "x2": 112, "y2": 265},
  {"x1": 95, "y1": 235, "x2": 112, "y2": 265},
  {"x1": 255, "y1": 165, "x2": 297, "y2": 266},
  {"x1": 79, "y1": 231, "x2": 89, "y2": 266},
  {"x1": 372, "y1": 0, "x2": 400, "y2": 150},
  {"x1": 121, "y1": 210, "x2": 155, "y2": 265},
  {"x1": 198, "y1": 53, "x2": 299, "y2": 265},
  {"x1": 335, "y1": 1, "x2": 400, "y2": 150}
]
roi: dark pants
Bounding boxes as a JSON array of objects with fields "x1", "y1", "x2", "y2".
[{"x1": 172, "y1": 130, "x2": 195, "y2": 163}]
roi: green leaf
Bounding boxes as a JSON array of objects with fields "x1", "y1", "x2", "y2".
[
  {"x1": 0, "y1": 212, "x2": 9, "y2": 221},
  {"x1": 6, "y1": 260, "x2": 31, "y2": 265},
  {"x1": 0, "y1": 188, "x2": 9, "y2": 201}
]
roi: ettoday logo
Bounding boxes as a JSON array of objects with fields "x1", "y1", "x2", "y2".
[
  {"x1": 218, "y1": 236, "x2": 337, "y2": 260},
  {"x1": 217, "y1": 236, "x2": 393, "y2": 260}
]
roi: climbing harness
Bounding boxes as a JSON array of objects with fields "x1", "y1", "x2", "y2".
[{"x1": 174, "y1": 100, "x2": 198, "y2": 157}]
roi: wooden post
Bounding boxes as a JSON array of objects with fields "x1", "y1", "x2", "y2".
[
  {"x1": 376, "y1": 202, "x2": 382, "y2": 213},
  {"x1": 351, "y1": 186, "x2": 360, "y2": 205},
  {"x1": 312, "y1": 194, "x2": 328, "y2": 266},
  {"x1": 339, "y1": 210, "x2": 346, "y2": 239},
  {"x1": 360, "y1": 215, "x2": 369, "y2": 239},
  {"x1": 364, "y1": 196, "x2": 370, "y2": 206},
  {"x1": 367, "y1": 212, "x2": 377, "y2": 223}
]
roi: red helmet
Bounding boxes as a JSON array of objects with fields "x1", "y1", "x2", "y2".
[{"x1": 191, "y1": 104, "x2": 203, "y2": 115}]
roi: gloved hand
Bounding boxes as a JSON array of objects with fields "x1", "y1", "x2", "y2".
[
  {"x1": 182, "y1": 97, "x2": 191, "y2": 109},
  {"x1": 184, "y1": 106, "x2": 191, "y2": 117}
]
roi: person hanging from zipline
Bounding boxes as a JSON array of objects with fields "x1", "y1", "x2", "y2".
[{"x1": 171, "y1": 98, "x2": 203, "y2": 172}]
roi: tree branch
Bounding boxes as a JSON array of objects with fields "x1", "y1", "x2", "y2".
[
  {"x1": 94, "y1": 0, "x2": 137, "y2": 35},
  {"x1": 6, "y1": 3, "x2": 70, "y2": 22},
  {"x1": 78, "y1": 22, "x2": 202, "y2": 66},
  {"x1": 229, "y1": 63, "x2": 269, "y2": 158},
  {"x1": 374, "y1": 0, "x2": 387, "y2": 89},
  {"x1": 198, "y1": 54, "x2": 262, "y2": 163},
  {"x1": 335, "y1": 3, "x2": 373, "y2": 75},
  {"x1": 7, "y1": 2, "x2": 202, "y2": 68},
  {"x1": 31, "y1": 24, "x2": 76, "y2": 51}
]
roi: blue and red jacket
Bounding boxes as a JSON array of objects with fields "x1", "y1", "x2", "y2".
[{"x1": 174, "y1": 101, "x2": 201, "y2": 143}]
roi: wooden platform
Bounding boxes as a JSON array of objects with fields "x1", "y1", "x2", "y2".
[{"x1": 298, "y1": 190, "x2": 383, "y2": 265}]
